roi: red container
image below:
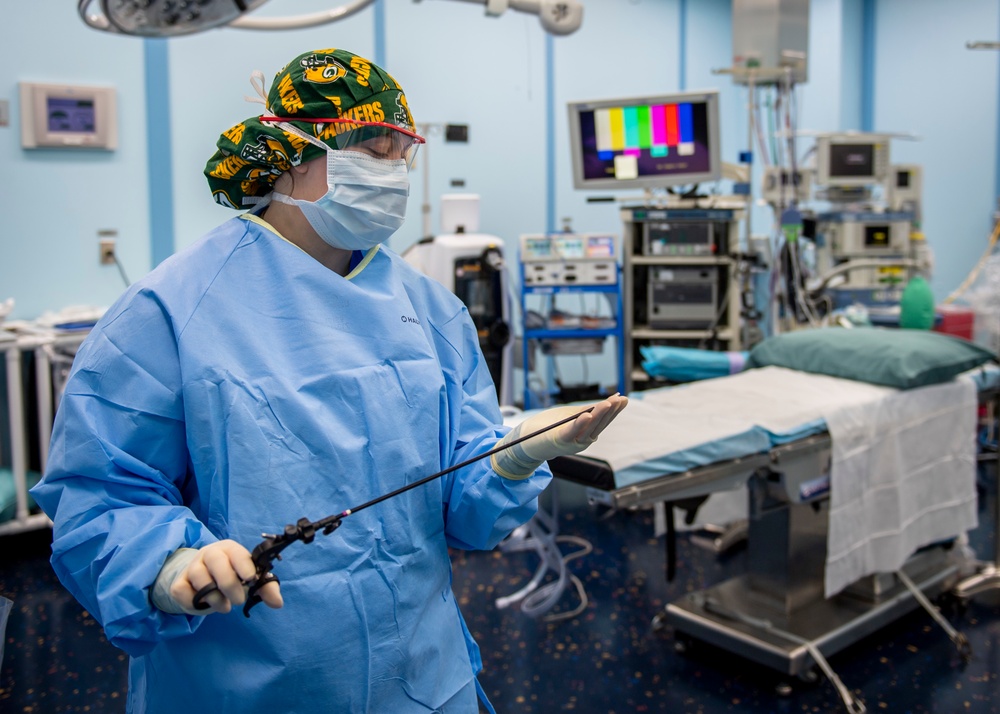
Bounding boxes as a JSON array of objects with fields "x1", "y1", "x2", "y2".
[{"x1": 934, "y1": 304, "x2": 976, "y2": 340}]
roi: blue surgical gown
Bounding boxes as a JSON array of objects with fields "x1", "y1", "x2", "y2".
[{"x1": 31, "y1": 215, "x2": 551, "y2": 714}]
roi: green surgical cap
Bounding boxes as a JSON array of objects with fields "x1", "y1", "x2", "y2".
[{"x1": 205, "y1": 48, "x2": 415, "y2": 210}]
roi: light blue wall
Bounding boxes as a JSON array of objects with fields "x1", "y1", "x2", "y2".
[
  {"x1": 873, "y1": 0, "x2": 999, "y2": 300},
  {"x1": 801, "y1": 0, "x2": 848, "y2": 133},
  {"x1": 687, "y1": 0, "x2": 740, "y2": 170},
  {"x1": 385, "y1": 0, "x2": 548, "y2": 252},
  {"x1": 1, "y1": 0, "x2": 998, "y2": 324},
  {"x1": 0, "y1": 3, "x2": 150, "y2": 320},
  {"x1": 553, "y1": 0, "x2": 682, "y2": 238}
]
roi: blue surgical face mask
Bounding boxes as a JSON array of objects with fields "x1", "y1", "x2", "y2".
[{"x1": 271, "y1": 125, "x2": 410, "y2": 251}]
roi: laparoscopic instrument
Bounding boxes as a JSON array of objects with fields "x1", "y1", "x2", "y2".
[{"x1": 191, "y1": 405, "x2": 597, "y2": 617}]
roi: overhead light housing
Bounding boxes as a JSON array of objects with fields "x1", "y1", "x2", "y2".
[
  {"x1": 78, "y1": 0, "x2": 272, "y2": 37},
  {"x1": 78, "y1": 0, "x2": 583, "y2": 36}
]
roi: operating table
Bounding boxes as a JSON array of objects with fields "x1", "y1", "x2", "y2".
[{"x1": 546, "y1": 363, "x2": 999, "y2": 712}]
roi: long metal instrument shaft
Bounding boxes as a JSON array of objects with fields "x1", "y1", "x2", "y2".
[
  {"x1": 192, "y1": 403, "x2": 599, "y2": 615},
  {"x1": 338, "y1": 405, "x2": 596, "y2": 520}
]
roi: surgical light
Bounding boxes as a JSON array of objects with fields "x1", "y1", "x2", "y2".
[
  {"x1": 78, "y1": 0, "x2": 273, "y2": 36},
  {"x1": 77, "y1": 0, "x2": 583, "y2": 37}
]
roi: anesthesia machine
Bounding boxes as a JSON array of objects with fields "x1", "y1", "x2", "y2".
[
  {"x1": 762, "y1": 132, "x2": 927, "y2": 320},
  {"x1": 810, "y1": 134, "x2": 925, "y2": 309}
]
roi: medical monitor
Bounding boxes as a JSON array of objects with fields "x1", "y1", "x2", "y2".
[
  {"x1": 19, "y1": 82, "x2": 117, "y2": 150},
  {"x1": 567, "y1": 90, "x2": 721, "y2": 191},
  {"x1": 814, "y1": 134, "x2": 890, "y2": 188}
]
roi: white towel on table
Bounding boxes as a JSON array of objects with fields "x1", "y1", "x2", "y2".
[{"x1": 823, "y1": 377, "x2": 979, "y2": 597}]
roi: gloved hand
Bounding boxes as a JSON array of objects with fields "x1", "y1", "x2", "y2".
[
  {"x1": 151, "y1": 540, "x2": 283, "y2": 616},
  {"x1": 491, "y1": 393, "x2": 628, "y2": 480}
]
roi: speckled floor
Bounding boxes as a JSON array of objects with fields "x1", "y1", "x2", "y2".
[
  {"x1": 1, "y1": 476, "x2": 998, "y2": 713},
  {"x1": 455, "y1": 480, "x2": 1000, "y2": 714}
]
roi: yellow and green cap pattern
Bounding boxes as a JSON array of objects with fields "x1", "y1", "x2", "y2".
[{"x1": 205, "y1": 48, "x2": 415, "y2": 209}]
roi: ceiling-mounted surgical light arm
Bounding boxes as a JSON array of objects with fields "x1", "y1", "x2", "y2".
[
  {"x1": 461, "y1": 0, "x2": 584, "y2": 35},
  {"x1": 228, "y1": 0, "x2": 375, "y2": 30},
  {"x1": 78, "y1": 0, "x2": 583, "y2": 37}
]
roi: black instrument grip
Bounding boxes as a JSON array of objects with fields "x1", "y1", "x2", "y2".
[
  {"x1": 191, "y1": 582, "x2": 218, "y2": 611},
  {"x1": 189, "y1": 574, "x2": 279, "y2": 615},
  {"x1": 243, "y1": 572, "x2": 280, "y2": 618}
]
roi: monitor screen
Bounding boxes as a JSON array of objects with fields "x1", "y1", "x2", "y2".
[
  {"x1": 814, "y1": 134, "x2": 890, "y2": 188},
  {"x1": 585, "y1": 235, "x2": 616, "y2": 258},
  {"x1": 522, "y1": 236, "x2": 554, "y2": 260},
  {"x1": 20, "y1": 82, "x2": 118, "y2": 150},
  {"x1": 828, "y1": 144, "x2": 874, "y2": 178},
  {"x1": 46, "y1": 97, "x2": 96, "y2": 134},
  {"x1": 519, "y1": 233, "x2": 619, "y2": 261},
  {"x1": 567, "y1": 90, "x2": 721, "y2": 190},
  {"x1": 554, "y1": 235, "x2": 586, "y2": 259}
]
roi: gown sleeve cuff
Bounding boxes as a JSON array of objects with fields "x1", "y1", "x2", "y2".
[{"x1": 150, "y1": 548, "x2": 202, "y2": 615}]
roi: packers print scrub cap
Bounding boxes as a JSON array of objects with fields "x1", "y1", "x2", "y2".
[{"x1": 205, "y1": 48, "x2": 423, "y2": 209}]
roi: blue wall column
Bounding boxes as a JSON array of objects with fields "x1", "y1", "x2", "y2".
[
  {"x1": 679, "y1": 0, "x2": 688, "y2": 91},
  {"x1": 374, "y1": 0, "x2": 386, "y2": 67},
  {"x1": 860, "y1": 0, "x2": 876, "y2": 131},
  {"x1": 546, "y1": 34, "x2": 556, "y2": 234},
  {"x1": 144, "y1": 38, "x2": 175, "y2": 267},
  {"x1": 996, "y1": 8, "x2": 1000, "y2": 204}
]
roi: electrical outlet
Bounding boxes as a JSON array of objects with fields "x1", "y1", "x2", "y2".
[{"x1": 99, "y1": 238, "x2": 116, "y2": 265}]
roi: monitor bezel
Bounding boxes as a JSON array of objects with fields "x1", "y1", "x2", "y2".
[
  {"x1": 814, "y1": 134, "x2": 890, "y2": 188},
  {"x1": 566, "y1": 90, "x2": 722, "y2": 191},
  {"x1": 19, "y1": 82, "x2": 117, "y2": 150}
]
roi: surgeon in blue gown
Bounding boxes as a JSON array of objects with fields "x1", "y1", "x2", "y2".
[{"x1": 30, "y1": 48, "x2": 626, "y2": 714}]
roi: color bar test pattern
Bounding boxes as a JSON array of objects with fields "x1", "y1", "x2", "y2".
[{"x1": 595, "y1": 103, "x2": 694, "y2": 160}]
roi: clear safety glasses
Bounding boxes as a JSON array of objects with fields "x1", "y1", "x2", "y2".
[{"x1": 262, "y1": 116, "x2": 425, "y2": 170}]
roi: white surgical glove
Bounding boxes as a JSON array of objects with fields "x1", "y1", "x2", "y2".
[
  {"x1": 491, "y1": 394, "x2": 628, "y2": 480},
  {"x1": 151, "y1": 539, "x2": 283, "y2": 616}
]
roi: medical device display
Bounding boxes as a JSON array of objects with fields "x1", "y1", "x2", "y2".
[
  {"x1": 19, "y1": 82, "x2": 117, "y2": 149},
  {"x1": 520, "y1": 234, "x2": 619, "y2": 287},
  {"x1": 819, "y1": 214, "x2": 912, "y2": 257},
  {"x1": 888, "y1": 164, "x2": 923, "y2": 214},
  {"x1": 814, "y1": 133, "x2": 890, "y2": 188},
  {"x1": 642, "y1": 220, "x2": 720, "y2": 257},
  {"x1": 567, "y1": 91, "x2": 722, "y2": 190},
  {"x1": 192, "y1": 405, "x2": 597, "y2": 616}
]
